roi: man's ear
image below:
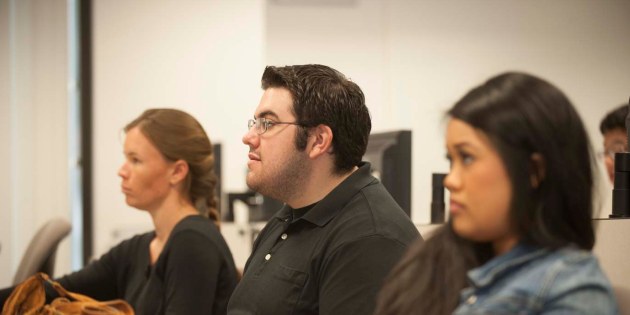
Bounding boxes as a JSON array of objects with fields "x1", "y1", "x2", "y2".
[
  {"x1": 307, "y1": 124, "x2": 334, "y2": 159},
  {"x1": 530, "y1": 153, "x2": 545, "y2": 188},
  {"x1": 170, "y1": 160, "x2": 190, "y2": 186}
]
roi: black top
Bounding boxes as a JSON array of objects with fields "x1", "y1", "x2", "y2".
[
  {"x1": 227, "y1": 162, "x2": 421, "y2": 315},
  {"x1": 1, "y1": 215, "x2": 239, "y2": 315}
]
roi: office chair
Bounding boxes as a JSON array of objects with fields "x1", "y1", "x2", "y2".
[{"x1": 13, "y1": 217, "x2": 72, "y2": 285}]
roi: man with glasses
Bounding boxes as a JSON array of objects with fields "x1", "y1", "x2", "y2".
[
  {"x1": 599, "y1": 104, "x2": 629, "y2": 183},
  {"x1": 227, "y1": 64, "x2": 420, "y2": 315}
]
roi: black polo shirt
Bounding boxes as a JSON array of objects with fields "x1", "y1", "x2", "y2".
[{"x1": 227, "y1": 162, "x2": 421, "y2": 315}]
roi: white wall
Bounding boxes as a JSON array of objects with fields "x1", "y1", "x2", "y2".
[
  {"x1": 0, "y1": 0, "x2": 11, "y2": 286},
  {"x1": 265, "y1": 0, "x2": 630, "y2": 223},
  {"x1": 92, "y1": 0, "x2": 265, "y2": 257},
  {"x1": 0, "y1": 0, "x2": 71, "y2": 286}
]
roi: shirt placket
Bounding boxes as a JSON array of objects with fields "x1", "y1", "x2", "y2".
[{"x1": 254, "y1": 217, "x2": 293, "y2": 275}]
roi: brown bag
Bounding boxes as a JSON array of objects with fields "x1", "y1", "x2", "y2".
[{"x1": 2, "y1": 273, "x2": 134, "y2": 315}]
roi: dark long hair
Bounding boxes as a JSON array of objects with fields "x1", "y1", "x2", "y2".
[
  {"x1": 375, "y1": 72, "x2": 595, "y2": 315},
  {"x1": 125, "y1": 108, "x2": 220, "y2": 224}
]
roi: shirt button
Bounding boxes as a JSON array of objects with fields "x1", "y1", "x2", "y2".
[
  {"x1": 265, "y1": 253, "x2": 271, "y2": 261},
  {"x1": 281, "y1": 233, "x2": 288, "y2": 240},
  {"x1": 466, "y1": 295, "x2": 477, "y2": 305}
]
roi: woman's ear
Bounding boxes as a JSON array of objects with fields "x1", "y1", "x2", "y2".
[
  {"x1": 307, "y1": 124, "x2": 334, "y2": 159},
  {"x1": 170, "y1": 160, "x2": 190, "y2": 186},
  {"x1": 530, "y1": 153, "x2": 546, "y2": 188}
]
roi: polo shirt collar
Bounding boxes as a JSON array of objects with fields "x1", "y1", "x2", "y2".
[{"x1": 273, "y1": 162, "x2": 376, "y2": 227}]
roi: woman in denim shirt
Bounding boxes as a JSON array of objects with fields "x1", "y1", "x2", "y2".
[{"x1": 375, "y1": 72, "x2": 618, "y2": 315}]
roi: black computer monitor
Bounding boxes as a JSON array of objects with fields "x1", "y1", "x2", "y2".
[{"x1": 363, "y1": 130, "x2": 412, "y2": 217}]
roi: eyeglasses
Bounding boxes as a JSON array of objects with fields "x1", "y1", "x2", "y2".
[
  {"x1": 597, "y1": 144, "x2": 628, "y2": 160},
  {"x1": 247, "y1": 117, "x2": 303, "y2": 135}
]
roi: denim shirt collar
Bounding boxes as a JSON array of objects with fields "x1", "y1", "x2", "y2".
[{"x1": 468, "y1": 243, "x2": 550, "y2": 288}]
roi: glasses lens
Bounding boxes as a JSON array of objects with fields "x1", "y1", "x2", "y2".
[
  {"x1": 250, "y1": 118, "x2": 266, "y2": 134},
  {"x1": 254, "y1": 118, "x2": 261, "y2": 134},
  {"x1": 602, "y1": 143, "x2": 628, "y2": 159},
  {"x1": 248, "y1": 118, "x2": 271, "y2": 134}
]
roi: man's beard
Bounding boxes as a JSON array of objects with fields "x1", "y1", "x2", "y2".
[{"x1": 246, "y1": 150, "x2": 311, "y2": 204}]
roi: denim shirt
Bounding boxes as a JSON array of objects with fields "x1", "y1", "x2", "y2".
[{"x1": 453, "y1": 244, "x2": 618, "y2": 315}]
